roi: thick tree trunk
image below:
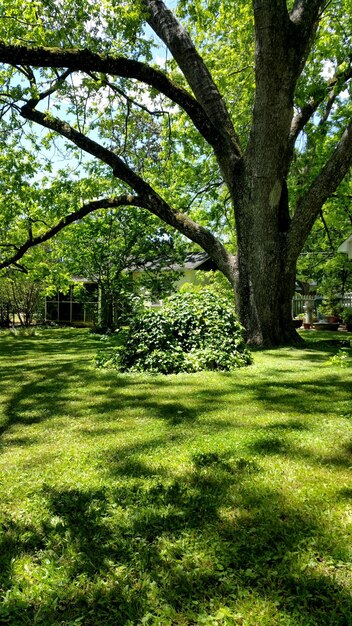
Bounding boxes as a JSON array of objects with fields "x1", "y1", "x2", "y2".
[
  {"x1": 235, "y1": 246, "x2": 301, "y2": 346},
  {"x1": 226, "y1": 2, "x2": 304, "y2": 346},
  {"x1": 232, "y1": 162, "x2": 302, "y2": 346},
  {"x1": 234, "y1": 240, "x2": 302, "y2": 346}
]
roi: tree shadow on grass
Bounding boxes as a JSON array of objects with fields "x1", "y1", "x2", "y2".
[
  {"x1": 0, "y1": 359, "x2": 233, "y2": 446},
  {"x1": 0, "y1": 517, "x2": 48, "y2": 600},
  {"x1": 1, "y1": 328, "x2": 350, "y2": 445},
  {"x1": 1, "y1": 331, "x2": 352, "y2": 622},
  {"x1": 0, "y1": 328, "x2": 101, "y2": 358},
  {"x1": 252, "y1": 333, "x2": 351, "y2": 365},
  {"x1": 246, "y1": 430, "x2": 352, "y2": 470},
  {"x1": 0, "y1": 361, "x2": 92, "y2": 438},
  {"x1": 1, "y1": 348, "x2": 350, "y2": 482},
  {"x1": 223, "y1": 375, "x2": 351, "y2": 417},
  {"x1": 1, "y1": 458, "x2": 352, "y2": 625}
]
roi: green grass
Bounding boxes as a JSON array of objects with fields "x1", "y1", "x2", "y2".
[{"x1": 0, "y1": 327, "x2": 352, "y2": 625}]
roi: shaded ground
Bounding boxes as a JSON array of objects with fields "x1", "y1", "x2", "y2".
[{"x1": 0, "y1": 328, "x2": 351, "y2": 625}]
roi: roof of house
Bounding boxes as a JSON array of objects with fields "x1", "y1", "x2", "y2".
[
  {"x1": 71, "y1": 276, "x2": 98, "y2": 283},
  {"x1": 183, "y1": 251, "x2": 216, "y2": 270},
  {"x1": 69, "y1": 253, "x2": 219, "y2": 281},
  {"x1": 129, "y1": 251, "x2": 218, "y2": 272}
]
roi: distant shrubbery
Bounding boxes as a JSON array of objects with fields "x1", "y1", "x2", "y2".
[
  {"x1": 343, "y1": 308, "x2": 352, "y2": 325},
  {"x1": 96, "y1": 286, "x2": 252, "y2": 374}
]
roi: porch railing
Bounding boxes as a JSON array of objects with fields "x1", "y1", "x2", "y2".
[{"x1": 292, "y1": 295, "x2": 352, "y2": 318}]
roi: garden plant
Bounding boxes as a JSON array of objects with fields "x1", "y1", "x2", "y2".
[{"x1": 96, "y1": 286, "x2": 252, "y2": 374}]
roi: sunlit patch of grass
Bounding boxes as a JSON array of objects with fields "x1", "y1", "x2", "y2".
[{"x1": 0, "y1": 327, "x2": 351, "y2": 625}]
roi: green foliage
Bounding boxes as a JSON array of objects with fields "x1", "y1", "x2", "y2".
[
  {"x1": 342, "y1": 307, "x2": 352, "y2": 324},
  {"x1": 179, "y1": 269, "x2": 234, "y2": 298},
  {"x1": 177, "y1": 0, "x2": 255, "y2": 148},
  {"x1": 319, "y1": 295, "x2": 343, "y2": 317},
  {"x1": 112, "y1": 286, "x2": 252, "y2": 374},
  {"x1": 0, "y1": 0, "x2": 151, "y2": 56},
  {"x1": 0, "y1": 272, "x2": 44, "y2": 327},
  {"x1": 324, "y1": 347, "x2": 352, "y2": 368},
  {"x1": 296, "y1": 181, "x2": 352, "y2": 296}
]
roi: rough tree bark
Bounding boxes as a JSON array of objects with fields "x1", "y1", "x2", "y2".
[
  {"x1": 0, "y1": 0, "x2": 351, "y2": 345},
  {"x1": 233, "y1": 0, "x2": 320, "y2": 344},
  {"x1": 144, "y1": 0, "x2": 352, "y2": 345}
]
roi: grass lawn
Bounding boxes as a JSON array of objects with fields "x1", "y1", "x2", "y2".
[{"x1": 0, "y1": 327, "x2": 351, "y2": 625}]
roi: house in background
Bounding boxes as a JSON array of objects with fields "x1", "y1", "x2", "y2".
[
  {"x1": 44, "y1": 252, "x2": 218, "y2": 325},
  {"x1": 173, "y1": 251, "x2": 218, "y2": 288},
  {"x1": 45, "y1": 278, "x2": 98, "y2": 325}
]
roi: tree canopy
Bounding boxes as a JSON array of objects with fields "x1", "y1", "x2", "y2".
[{"x1": 0, "y1": 0, "x2": 351, "y2": 344}]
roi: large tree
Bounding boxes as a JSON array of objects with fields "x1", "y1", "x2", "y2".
[{"x1": 0, "y1": 0, "x2": 351, "y2": 345}]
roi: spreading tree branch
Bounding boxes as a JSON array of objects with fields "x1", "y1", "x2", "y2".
[
  {"x1": 288, "y1": 119, "x2": 352, "y2": 262},
  {"x1": 19, "y1": 102, "x2": 166, "y2": 196},
  {"x1": 288, "y1": 1, "x2": 338, "y2": 83},
  {"x1": 28, "y1": 69, "x2": 72, "y2": 107},
  {"x1": 289, "y1": 0, "x2": 326, "y2": 27},
  {"x1": 319, "y1": 208, "x2": 334, "y2": 250},
  {"x1": 0, "y1": 41, "x2": 222, "y2": 153},
  {"x1": 143, "y1": 0, "x2": 242, "y2": 173},
  {"x1": 289, "y1": 61, "x2": 352, "y2": 149},
  {"x1": 3, "y1": 103, "x2": 236, "y2": 281}
]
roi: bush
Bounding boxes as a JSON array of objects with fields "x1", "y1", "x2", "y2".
[
  {"x1": 96, "y1": 287, "x2": 252, "y2": 374},
  {"x1": 342, "y1": 307, "x2": 352, "y2": 324}
]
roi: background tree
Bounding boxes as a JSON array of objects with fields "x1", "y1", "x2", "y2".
[
  {"x1": 0, "y1": 271, "x2": 44, "y2": 326},
  {"x1": 0, "y1": 0, "x2": 351, "y2": 345},
  {"x1": 297, "y1": 177, "x2": 352, "y2": 296},
  {"x1": 57, "y1": 207, "x2": 184, "y2": 330}
]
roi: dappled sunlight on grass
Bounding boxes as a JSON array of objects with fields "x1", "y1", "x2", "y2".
[{"x1": 0, "y1": 328, "x2": 352, "y2": 624}]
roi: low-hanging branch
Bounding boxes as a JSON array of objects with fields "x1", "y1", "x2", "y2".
[
  {"x1": 20, "y1": 102, "x2": 161, "y2": 195},
  {"x1": 0, "y1": 195, "x2": 141, "y2": 271},
  {"x1": 2, "y1": 102, "x2": 236, "y2": 281},
  {"x1": 19, "y1": 101, "x2": 235, "y2": 277}
]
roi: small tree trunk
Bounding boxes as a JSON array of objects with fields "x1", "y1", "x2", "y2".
[{"x1": 99, "y1": 287, "x2": 114, "y2": 330}]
